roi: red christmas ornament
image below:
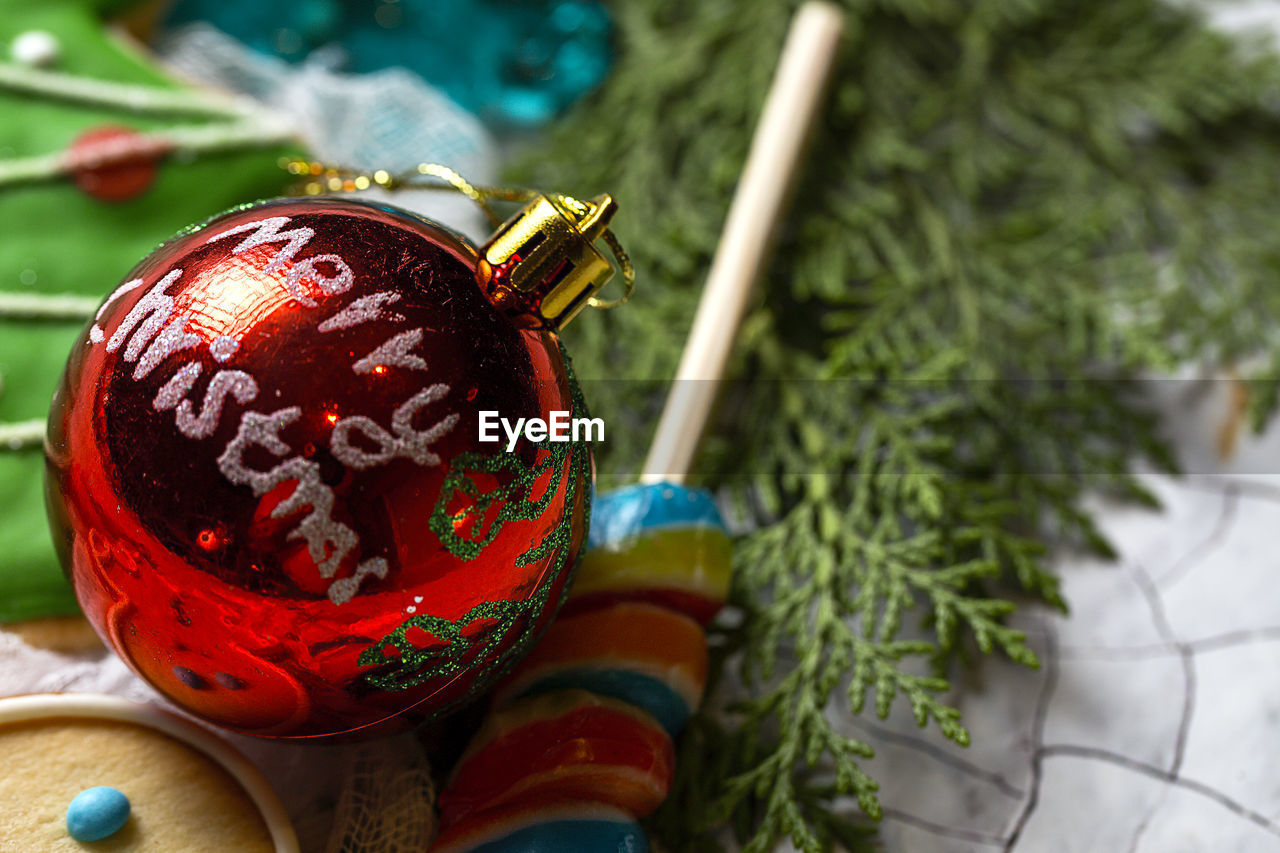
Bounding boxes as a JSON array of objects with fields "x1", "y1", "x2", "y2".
[{"x1": 45, "y1": 188, "x2": 623, "y2": 738}]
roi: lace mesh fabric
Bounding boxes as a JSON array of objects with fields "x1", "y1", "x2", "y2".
[
  {"x1": 325, "y1": 742, "x2": 438, "y2": 853},
  {"x1": 155, "y1": 23, "x2": 499, "y2": 240}
]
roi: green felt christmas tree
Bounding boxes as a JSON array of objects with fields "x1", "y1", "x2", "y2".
[
  {"x1": 0, "y1": 0, "x2": 303, "y2": 622},
  {"x1": 514, "y1": 0, "x2": 1280, "y2": 849}
]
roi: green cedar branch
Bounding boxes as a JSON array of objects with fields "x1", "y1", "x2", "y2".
[{"x1": 517, "y1": 0, "x2": 1280, "y2": 849}]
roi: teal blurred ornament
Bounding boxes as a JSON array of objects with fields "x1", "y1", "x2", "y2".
[{"x1": 163, "y1": 0, "x2": 615, "y2": 127}]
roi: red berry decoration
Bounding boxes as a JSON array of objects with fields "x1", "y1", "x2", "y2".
[
  {"x1": 68, "y1": 126, "x2": 166, "y2": 203},
  {"x1": 45, "y1": 185, "x2": 624, "y2": 738}
]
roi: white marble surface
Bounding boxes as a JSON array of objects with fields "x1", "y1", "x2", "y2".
[
  {"x1": 7, "y1": 3, "x2": 1280, "y2": 851},
  {"x1": 821, "y1": 3, "x2": 1280, "y2": 848},
  {"x1": 834, "y1": 376, "x2": 1280, "y2": 852}
]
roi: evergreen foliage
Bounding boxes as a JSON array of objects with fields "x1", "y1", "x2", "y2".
[{"x1": 515, "y1": 0, "x2": 1280, "y2": 848}]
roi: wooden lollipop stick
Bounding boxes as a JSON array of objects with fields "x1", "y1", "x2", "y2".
[{"x1": 640, "y1": 1, "x2": 845, "y2": 484}]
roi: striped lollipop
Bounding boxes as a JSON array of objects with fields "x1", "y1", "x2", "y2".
[{"x1": 429, "y1": 4, "x2": 844, "y2": 848}]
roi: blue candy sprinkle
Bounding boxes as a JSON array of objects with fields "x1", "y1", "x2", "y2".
[{"x1": 66, "y1": 786, "x2": 130, "y2": 842}]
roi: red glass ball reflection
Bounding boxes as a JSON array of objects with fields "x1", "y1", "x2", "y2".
[{"x1": 45, "y1": 197, "x2": 592, "y2": 738}]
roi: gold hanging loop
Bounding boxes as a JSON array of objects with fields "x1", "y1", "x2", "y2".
[{"x1": 283, "y1": 158, "x2": 634, "y2": 314}]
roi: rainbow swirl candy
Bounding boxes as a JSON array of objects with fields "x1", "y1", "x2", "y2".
[
  {"x1": 439, "y1": 689, "x2": 674, "y2": 825},
  {"x1": 431, "y1": 483, "x2": 728, "y2": 851},
  {"x1": 563, "y1": 483, "x2": 731, "y2": 625},
  {"x1": 432, "y1": 801, "x2": 647, "y2": 853},
  {"x1": 493, "y1": 601, "x2": 707, "y2": 735}
]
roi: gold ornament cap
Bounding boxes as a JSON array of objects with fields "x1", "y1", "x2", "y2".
[{"x1": 477, "y1": 193, "x2": 618, "y2": 330}]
